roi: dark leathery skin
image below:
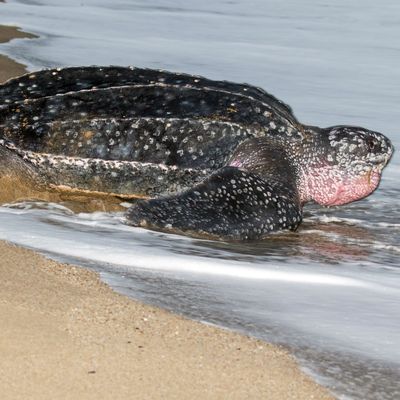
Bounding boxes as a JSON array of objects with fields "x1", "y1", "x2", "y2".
[
  {"x1": 0, "y1": 84, "x2": 298, "y2": 141},
  {"x1": 0, "y1": 66, "x2": 297, "y2": 126},
  {"x1": 127, "y1": 166, "x2": 302, "y2": 241}
]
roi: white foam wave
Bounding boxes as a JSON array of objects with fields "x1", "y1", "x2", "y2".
[
  {"x1": 306, "y1": 215, "x2": 363, "y2": 226},
  {"x1": 369, "y1": 243, "x2": 400, "y2": 254},
  {"x1": 0, "y1": 206, "x2": 397, "y2": 294}
]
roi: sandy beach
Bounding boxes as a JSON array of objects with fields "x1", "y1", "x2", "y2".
[
  {"x1": 0, "y1": 24, "x2": 334, "y2": 399},
  {"x1": 0, "y1": 25, "x2": 36, "y2": 82}
]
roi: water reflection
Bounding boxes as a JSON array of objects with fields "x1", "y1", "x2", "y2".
[{"x1": 2, "y1": 193, "x2": 397, "y2": 268}]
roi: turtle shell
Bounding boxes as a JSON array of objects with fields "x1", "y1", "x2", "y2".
[{"x1": 0, "y1": 66, "x2": 300, "y2": 200}]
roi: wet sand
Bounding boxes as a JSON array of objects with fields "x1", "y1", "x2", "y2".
[
  {"x1": 0, "y1": 49, "x2": 27, "y2": 83},
  {"x1": 0, "y1": 25, "x2": 36, "y2": 82},
  {"x1": 0, "y1": 24, "x2": 334, "y2": 399}
]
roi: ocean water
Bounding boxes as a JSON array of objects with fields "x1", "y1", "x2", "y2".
[{"x1": 0, "y1": 1, "x2": 399, "y2": 399}]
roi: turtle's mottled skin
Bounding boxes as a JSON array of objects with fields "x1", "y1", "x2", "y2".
[{"x1": 0, "y1": 66, "x2": 394, "y2": 240}]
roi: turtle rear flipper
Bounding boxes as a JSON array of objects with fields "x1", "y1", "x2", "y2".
[{"x1": 126, "y1": 166, "x2": 302, "y2": 241}]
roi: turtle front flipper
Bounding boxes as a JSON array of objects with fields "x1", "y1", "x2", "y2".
[{"x1": 126, "y1": 166, "x2": 302, "y2": 241}]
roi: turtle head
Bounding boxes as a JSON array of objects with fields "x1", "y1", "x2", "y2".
[{"x1": 296, "y1": 125, "x2": 394, "y2": 206}]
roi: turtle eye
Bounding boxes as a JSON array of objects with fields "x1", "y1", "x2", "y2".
[{"x1": 366, "y1": 137, "x2": 376, "y2": 152}]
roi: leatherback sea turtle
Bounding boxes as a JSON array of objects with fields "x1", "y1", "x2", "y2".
[{"x1": 0, "y1": 66, "x2": 394, "y2": 240}]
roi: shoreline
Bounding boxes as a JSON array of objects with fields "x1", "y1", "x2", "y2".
[
  {"x1": 0, "y1": 25, "x2": 36, "y2": 82},
  {"x1": 0, "y1": 23, "x2": 334, "y2": 399},
  {"x1": 0, "y1": 53, "x2": 26, "y2": 82}
]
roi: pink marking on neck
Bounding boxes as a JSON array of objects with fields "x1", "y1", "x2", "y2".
[
  {"x1": 229, "y1": 160, "x2": 243, "y2": 168},
  {"x1": 298, "y1": 166, "x2": 381, "y2": 206}
]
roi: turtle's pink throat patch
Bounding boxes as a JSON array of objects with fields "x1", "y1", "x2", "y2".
[{"x1": 298, "y1": 166, "x2": 382, "y2": 206}]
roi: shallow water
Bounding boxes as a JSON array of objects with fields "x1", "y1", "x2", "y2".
[{"x1": 1, "y1": 1, "x2": 400, "y2": 399}]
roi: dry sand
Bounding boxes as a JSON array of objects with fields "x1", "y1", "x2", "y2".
[{"x1": 0, "y1": 23, "x2": 335, "y2": 399}]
